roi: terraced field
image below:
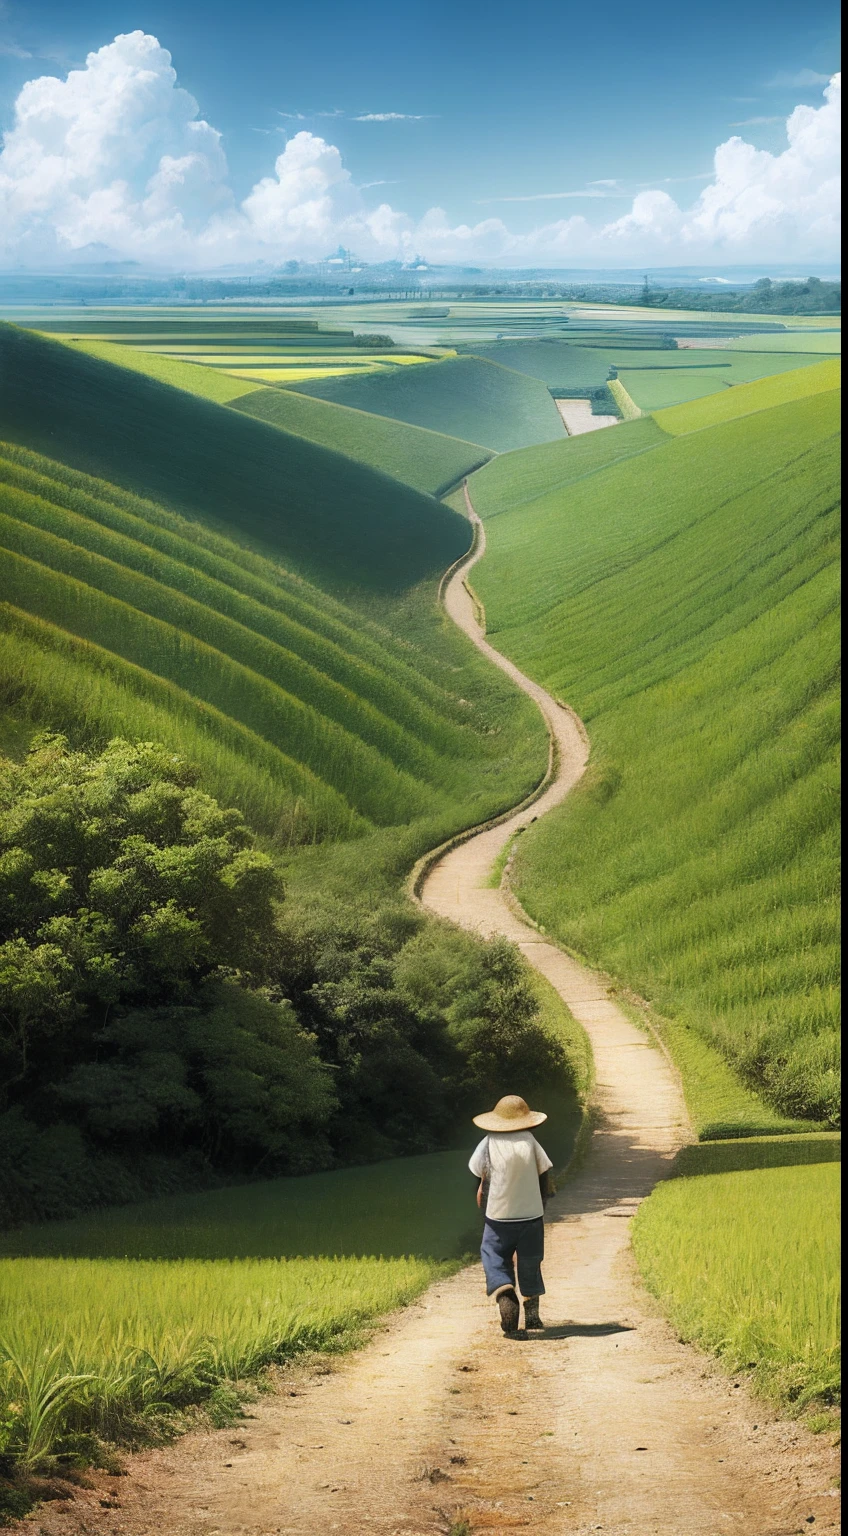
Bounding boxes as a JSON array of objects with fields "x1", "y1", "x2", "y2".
[
  {"x1": 462, "y1": 365, "x2": 840, "y2": 1128},
  {"x1": 0, "y1": 328, "x2": 548, "y2": 855}
]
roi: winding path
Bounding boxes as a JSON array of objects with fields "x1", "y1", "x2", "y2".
[{"x1": 25, "y1": 493, "x2": 840, "y2": 1536}]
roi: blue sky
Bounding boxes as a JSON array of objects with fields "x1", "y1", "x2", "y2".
[{"x1": 0, "y1": 0, "x2": 840, "y2": 267}]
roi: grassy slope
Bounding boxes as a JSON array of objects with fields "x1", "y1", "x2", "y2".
[
  {"x1": 230, "y1": 384, "x2": 492, "y2": 495},
  {"x1": 465, "y1": 382, "x2": 840, "y2": 1127},
  {"x1": 44, "y1": 335, "x2": 267, "y2": 403},
  {"x1": 0, "y1": 440, "x2": 548, "y2": 853},
  {"x1": 47, "y1": 332, "x2": 492, "y2": 496},
  {"x1": 289, "y1": 354, "x2": 566, "y2": 453},
  {"x1": 466, "y1": 417, "x2": 666, "y2": 516},
  {"x1": 617, "y1": 351, "x2": 832, "y2": 410},
  {"x1": 655, "y1": 358, "x2": 841, "y2": 434},
  {"x1": 0, "y1": 324, "x2": 468, "y2": 594}
]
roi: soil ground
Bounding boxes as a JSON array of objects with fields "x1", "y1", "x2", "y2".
[{"x1": 15, "y1": 494, "x2": 840, "y2": 1536}]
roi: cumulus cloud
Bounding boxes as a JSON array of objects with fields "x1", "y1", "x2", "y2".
[
  {"x1": 0, "y1": 31, "x2": 236, "y2": 262},
  {"x1": 0, "y1": 32, "x2": 840, "y2": 268}
]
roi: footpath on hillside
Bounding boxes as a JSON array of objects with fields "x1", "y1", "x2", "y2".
[{"x1": 20, "y1": 490, "x2": 840, "y2": 1536}]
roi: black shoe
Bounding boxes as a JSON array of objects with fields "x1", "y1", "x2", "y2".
[
  {"x1": 523, "y1": 1296, "x2": 543, "y2": 1330},
  {"x1": 497, "y1": 1288, "x2": 520, "y2": 1334}
]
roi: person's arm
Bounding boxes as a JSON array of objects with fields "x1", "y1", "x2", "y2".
[
  {"x1": 469, "y1": 1136, "x2": 490, "y2": 1211},
  {"x1": 533, "y1": 1137, "x2": 555, "y2": 1208}
]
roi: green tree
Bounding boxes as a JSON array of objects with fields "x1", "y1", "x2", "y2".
[
  {"x1": 0, "y1": 737, "x2": 335, "y2": 1218},
  {"x1": 0, "y1": 735, "x2": 283, "y2": 1093}
]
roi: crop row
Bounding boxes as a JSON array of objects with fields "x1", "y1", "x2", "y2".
[
  {"x1": 0, "y1": 607, "x2": 361, "y2": 844},
  {"x1": 0, "y1": 445, "x2": 463, "y2": 724},
  {"x1": 0, "y1": 486, "x2": 456, "y2": 786}
]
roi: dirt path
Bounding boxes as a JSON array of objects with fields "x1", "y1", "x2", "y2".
[{"x1": 23, "y1": 494, "x2": 839, "y2": 1536}]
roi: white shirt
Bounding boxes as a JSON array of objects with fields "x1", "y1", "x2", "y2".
[{"x1": 468, "y1": 1131, "x2": 553, "y2": 1221}]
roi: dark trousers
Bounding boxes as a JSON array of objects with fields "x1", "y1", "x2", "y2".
[{"x1": 480, "y1": 1216, "x2": 545, "y2": 1297}]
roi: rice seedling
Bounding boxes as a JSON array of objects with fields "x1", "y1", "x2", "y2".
[{"x1": 0, "y1": 1254, "x2": 443, "y2": 1466}]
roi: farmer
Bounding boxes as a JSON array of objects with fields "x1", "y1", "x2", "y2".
[{"x1": 469, "y1": 1094, "x2": 555, "y2": 1334}]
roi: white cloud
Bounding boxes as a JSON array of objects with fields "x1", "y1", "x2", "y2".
[
  {"x1": 353, "y1": 112, "x2": 428, "y2": 122},
  {"x1": 767, "y1": 69, "x2": 832, "y2": 88},
  {"x1": 475, "y1": 189, "x2": 613, "y2": 203},
  {"x1": 0, "y1": 34, "x2": 840, "y2": 268},
  {"x1": 729, "y1": 116, "x2": 784, "y2": 127},
  {"x1": 0, "y1": 31, "x2": 236, "y2": 263}
]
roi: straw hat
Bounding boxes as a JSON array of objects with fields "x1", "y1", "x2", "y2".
[{"x1": 472, "y1": 1095, "x2": 547, "y2": 1132}]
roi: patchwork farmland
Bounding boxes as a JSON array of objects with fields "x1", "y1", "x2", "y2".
[{"x1": 0, "y1": 293, "x2": 840, "y2": 1529}]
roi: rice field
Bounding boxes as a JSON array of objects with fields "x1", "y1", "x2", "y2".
[
  {"x1": 655, "y1": 357, "x2": 840, "y2": 434},
  {"x1": 615, "y1": 349, "x2": 830, "y2": 410},
  {"x1": 0, "y1": 324, "x2": 470, "y2": 594},
  {"x1": 464, "y1": 373, "x2": 840, "y2": 1126},
  {"x1": 32, "y1": 316, "x2": 444, "y2": 388},
  {"x1": 632, "y1": 1137, "x2": 841, "y2": 1409},
  {"x1": 289, "y1": 354, "x2": 567, "y2": 452},
  {"x1": 0, "y1": 436, "x2": 549, "y2": 849},
  {"x1": 0, "y1": 1064, "x2": 584, "y2": 1470},
  {"x1": 0, "y1": 1253, "x2": 443, "y2": 1469}
]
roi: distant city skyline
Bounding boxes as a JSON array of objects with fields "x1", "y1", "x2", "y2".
[{"x1": 0, "y1": 0, "x2": 840, "y2": 269}]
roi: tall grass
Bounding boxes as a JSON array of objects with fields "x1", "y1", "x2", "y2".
[
  {"x1": 0, "y1": 1255, "x2": 441, "y2": 1467},
  {"x1": 470, "y1": 385, "x2": 840, "y2": 1124},
  {"x1": 632, "y1": 1143, "x2": 841, "y2": 1409}
]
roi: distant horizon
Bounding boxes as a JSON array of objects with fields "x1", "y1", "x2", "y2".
[{"x1": 0, "y1": 261, "x2": 841, "y2": 284}]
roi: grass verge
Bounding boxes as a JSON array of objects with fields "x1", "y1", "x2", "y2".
[{"x1": 632, "y1": 1137, "x2": 841, "y2": 1414}]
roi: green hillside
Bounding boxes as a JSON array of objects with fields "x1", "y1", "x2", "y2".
[
  {"x1": 463, "y1": 379, "x2": 840, "y2": 1126},
  {"x1": 617, "y1": 351, "x2": 831, "y2": 411},
  {"x1": 0, "y1": 325, "x2": 468, "y2": 593},
  {"x1": 655, "y1": 358, "x2": 841, "y2": 434},
  {"x1": 289, "y1": 354, "x2": 566, "y2": 452},
  {"x1": 44, "y1": 335, "x2": 267, "y2": 403},
  {"x1": 466, "y1": 417, "x2": 667, "y2": 516},
  {"x1": 0, "y1": 440, "x2": 548, "y2": 852},
  {"x1": 230, "y1": 384, "x2": 492, "y2": 494},
  {"x1": 43, "y1": 333, "x2": 492, "y2": 495}
]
